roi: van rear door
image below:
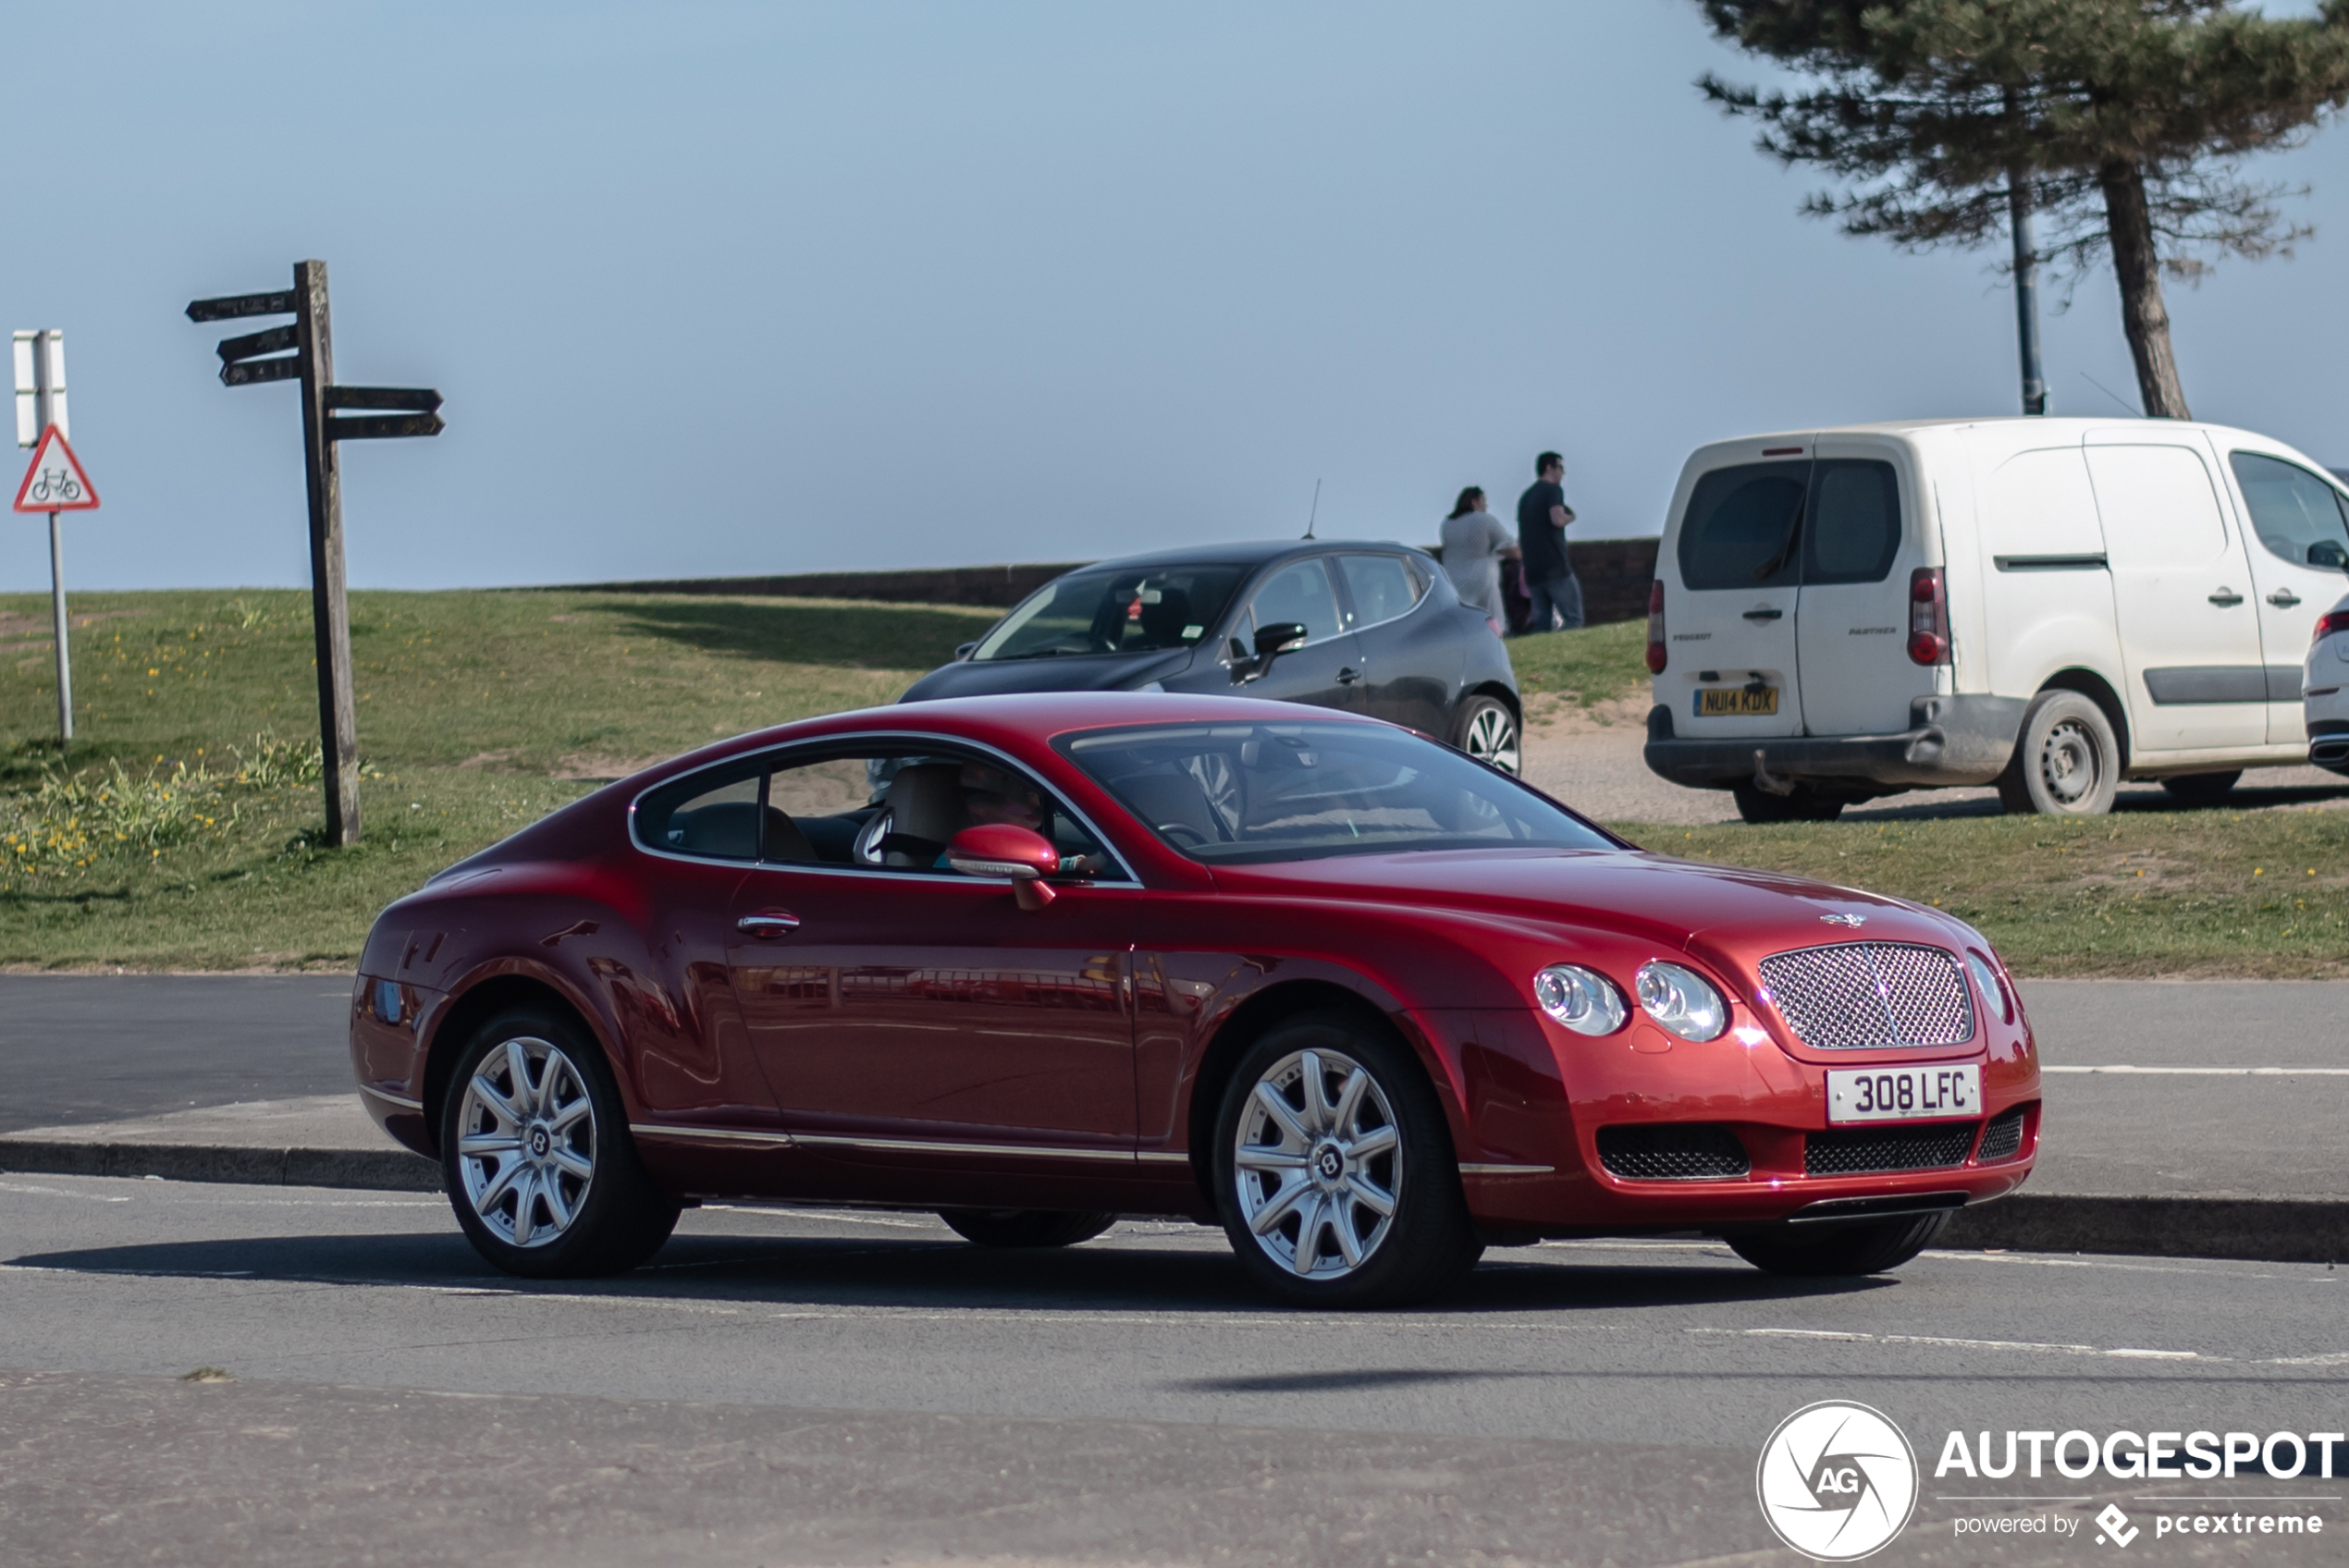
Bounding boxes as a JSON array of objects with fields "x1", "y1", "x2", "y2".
[
  {"x1": 1794, "y1": 440, "x2": 1929, "y2": 735},
  {"x1": 1663, "y1": 448, "x2": 1808, "y2": 739}
]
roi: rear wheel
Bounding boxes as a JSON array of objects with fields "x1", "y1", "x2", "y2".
[
  {"x1": 2160, "y1": 770, "x2": 2241, "y2": 806},
  {"x1": 439, "y1": 1007, "x2": 680, "y2": 1279},
  {"x1": 1997, "y1": 690, "x2": 2119, "y2": 816},
  {"x1": 1726, "y1": 1212, "x2": 1950, "y2": 1277},
  {"x1": 1449, "y1": 695, "x2": 1520, "y2": 775},
  {"x1": 1732, "y1": 782, "x2": 1845, "y2": 823},
  {"x1": 1213, "y1": 1013, "x2": 1481, "y2": 1308},
  {"x1": 940, "y1": 1209, "x2": 1116, "y2": 1248}
]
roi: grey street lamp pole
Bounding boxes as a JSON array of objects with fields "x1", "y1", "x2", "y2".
[{"x1": 2009, "y1": 168, "x2": 2048, "y2": 416}]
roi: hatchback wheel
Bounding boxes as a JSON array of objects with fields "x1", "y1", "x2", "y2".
[
  {"x1": 1450, "y1": 696, "x2": 1520, "y2": 775},
  {"x1": 1726, "y1": 1211, "x2": 1950, "y2": 1277},
  {"x1": 941, "y1": 1209, "x2": 1116, "y2": 1248},
  {"x1": 1213, "y1": 1014, "x2": 1481, "y2": 1307},
  {"x1": 440, "y1": 1008, "x2": 680, "y2": 1279},
  {"x1": 1998, "y1": 691, "x2": 2119, "y2": 816}
]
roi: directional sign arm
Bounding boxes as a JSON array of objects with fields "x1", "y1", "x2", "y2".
[
  {"x1": 186, "y1": 291, "x2": 297, "y2": 323},
  {"x1": 217, "y1": 325, "x2": 299, "y2": 364},
  {"x1": 323, "y1": 386, "x2": 442, "y2": 413},
  {"x1": 325, "y1": 412, "x2": 445, "y2": 441},
  {"x1": 221, "y1": 357, "x2": 301, "y2": 387}
]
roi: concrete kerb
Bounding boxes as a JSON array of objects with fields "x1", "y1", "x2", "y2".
[{"x1": 0, "y1": 1136, "x2": 2339, "y2": 1266}]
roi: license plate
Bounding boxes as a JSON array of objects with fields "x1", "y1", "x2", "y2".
[
  {"x1": 1826, "y1": 1064, "x2": 1981, "y2": 1124},
  {"x1": 1695, "y1": 686, "x2": 1777, "y2": 717}
]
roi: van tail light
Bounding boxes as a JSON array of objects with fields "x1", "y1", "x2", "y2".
[
  {"x1": 1908, "y1": 568, "x2": 1950, "y2": 666},
  {"x1": 1645, "y1": 581, "x2": 1667, "y2": 673},
  {"x1": 2314, "y1": 609, "x2": 2349, "y2": 647}
]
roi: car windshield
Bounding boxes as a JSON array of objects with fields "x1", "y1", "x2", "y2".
[
  {"x1": 971, "y1": 564, "x2": 1248, "y2": 660},
  {"x1": 1062, "y1": 720, "x2": 1613, "y2": 864}
]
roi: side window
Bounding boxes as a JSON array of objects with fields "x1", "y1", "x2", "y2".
[
  {"x1": 634, "y1": 763, "x2": 766, "y2": 862},
  {"x1": 753, "y1": 745, "x2": 1129, "y2": 881},
  {"x1": 1336, "y1": 554, "x2": 1425, "y2": 628},
  {"x1": 1678, "y1": 460, "x2": 1809, "y2": 591},
  {"x1": 1803, "y1": 460, "x2": 1902, "y2": 584},
  {"x1": 1241, "y1": 557, "x2": 1345, "y2": 644},
  {"x1": 2088, "y1": 447, "x2": 2230, "y2": 570},
  {"x1": 2229, "y1": 451, "x2": 2349, "y2": 570}
]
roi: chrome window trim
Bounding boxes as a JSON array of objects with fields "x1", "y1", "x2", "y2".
[{"x1": 626, "y1": 730, "x2": 1139, "y2": 887}]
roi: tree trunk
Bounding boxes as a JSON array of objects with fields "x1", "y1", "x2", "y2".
[{"x1": 2098, "y1": 159, "x2": 2191, "y2": 419}]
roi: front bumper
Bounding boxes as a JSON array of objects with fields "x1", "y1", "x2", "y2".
[{"x1": 1642, "y1": 694, "x2": 2026, "y2": 792}]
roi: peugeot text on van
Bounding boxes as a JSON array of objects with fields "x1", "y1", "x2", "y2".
[{"x1": 1642, "y1": 419, "x2": 2349, "y2": 820}]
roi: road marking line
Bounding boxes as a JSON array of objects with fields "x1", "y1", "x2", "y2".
[
  {"x1": 2042, "y1": 1065, "x2": 2349, "y2": 1075},
  {"x1": 1688, "y1": 1327, "x2": 2209, "y2": 1360}
]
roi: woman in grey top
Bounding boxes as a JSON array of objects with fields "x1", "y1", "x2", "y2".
[{"x1": 1438, "y1": 486, "x2": 1517, "y2": 627}]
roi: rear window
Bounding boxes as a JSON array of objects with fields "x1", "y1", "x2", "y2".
[
  {"x1": 1678, "y1": 461, "x2": 1808, "y2": 590},
  {"x1": 1678, "y1": 458, "x2": 1903, "y2": 590},
  {"x1": 973, "y1": 564, "x2": 1248, "y2": 661}
]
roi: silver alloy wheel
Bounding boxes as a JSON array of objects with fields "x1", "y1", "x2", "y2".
[
  {"x1": 1463, "y1": 704, "x2": 1520, "y2": 775},
  {"x1": 1232, "y1": 1047, "x2": 1402, "y2": 1280},
  {"x1": 2037, "y1": 717, "x2": 2099, "y2": 806},
  {"x1": 456, "y1": 1035, "x2": 596, "y2": 1249}
]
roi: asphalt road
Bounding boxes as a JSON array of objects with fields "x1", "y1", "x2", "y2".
[{"x1": 1, "y1": 1175, "x2": 2343, "y2": 1565}]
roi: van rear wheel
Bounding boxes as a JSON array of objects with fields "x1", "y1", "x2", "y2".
[
  {"x1": 1732, "y1": 783, "x2": 1844, "y2": 824},
  {"x1": 1998, "y1": 691, "x2": 2119, "y2": 816}
]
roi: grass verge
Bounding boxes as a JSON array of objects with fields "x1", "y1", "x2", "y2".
[{"x1": 1505, "y1": 619, "x2": 1649, "y2": 709}]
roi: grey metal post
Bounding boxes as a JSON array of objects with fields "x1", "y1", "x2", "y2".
[
  {"x1": 31, "y1": 330, "x2": 71, "y2": 743},
  {"x1": 292, "y1": 259, "x2": 361, "y2": 846},
  {"x1": 2008, "y1": 169, "x2": 2047, "y2": 416}
]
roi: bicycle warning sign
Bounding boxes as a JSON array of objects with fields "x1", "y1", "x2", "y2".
[{"x1": 13, "y1": 425, "x2": 98, "y2": 513}]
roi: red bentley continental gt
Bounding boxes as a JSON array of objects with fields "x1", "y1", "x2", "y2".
[{"x1": 351, "y1": 692, "x2": 2038, "y2": 1306}]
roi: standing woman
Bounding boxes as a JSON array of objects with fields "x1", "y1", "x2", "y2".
[{"x1": 1438, "y1": 486, "x2": 1517, "y2": 633}]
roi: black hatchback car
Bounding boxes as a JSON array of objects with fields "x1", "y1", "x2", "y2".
[{"x1": 898, "y1": 541, "x2": 1523, "y2": 771}]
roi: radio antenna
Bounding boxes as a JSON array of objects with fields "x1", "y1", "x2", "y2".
[{"x1": 1303, "y1": 477, "x2": 1322, "y2": 540}]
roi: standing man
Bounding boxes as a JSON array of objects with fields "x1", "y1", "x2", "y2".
[{"x1": 1514, "y1": 450, "x2": 1581, "y2": 634}]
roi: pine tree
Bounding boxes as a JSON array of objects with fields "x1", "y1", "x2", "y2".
[{"x1": 1698, "y1": 1, "x2": 2349, "y2": 418}]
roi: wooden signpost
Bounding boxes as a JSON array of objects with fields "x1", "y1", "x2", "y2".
[{"x1": 188, "y1": 261, "x2": 443, "y2": 847}]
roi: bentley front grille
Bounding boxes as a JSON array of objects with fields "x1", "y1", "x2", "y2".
[{"x1": 1756, "y1": 941, "x2": 1973, "y2": 1050}]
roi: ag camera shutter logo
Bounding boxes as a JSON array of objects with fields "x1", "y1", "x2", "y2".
[{"x1": 1756, "y1": 1401, "x2": 1920, "y2": 1560}]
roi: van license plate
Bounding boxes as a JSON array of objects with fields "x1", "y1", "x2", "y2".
[
  {"x1": 1695, "y1": 686, "x2": 1777, "y2": 717},
  {"x1": 1826, "y1": 1065, "x2": 1981, "y2": 1124}
]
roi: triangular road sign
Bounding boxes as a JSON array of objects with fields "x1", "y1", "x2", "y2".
[{"x1": 13, "y1": 426, "x2": 98, "y2": 513}]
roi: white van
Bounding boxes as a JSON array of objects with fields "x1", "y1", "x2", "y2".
[{"x1": 1642, "y1": 417, "x2": 2349, "y2": 819}]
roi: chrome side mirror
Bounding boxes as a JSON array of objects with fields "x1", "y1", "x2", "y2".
[{"x1": 944, "y1": 824, "x2": 1062, "y2": 910}]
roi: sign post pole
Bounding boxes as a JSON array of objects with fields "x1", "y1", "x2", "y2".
[
  {"x1": 13, "y1": 329, "x2": 74, "y2": 746},
  {"x1": 46, "y1": 508, "x2": 69, "y2": 743},
  {"x1": 291, "y1": 261, "x2": 361, "y2": 847}
]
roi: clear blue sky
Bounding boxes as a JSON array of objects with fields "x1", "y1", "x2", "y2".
[{"x1": 4, "y1": 1, "x2": 2344, "y2": 593}]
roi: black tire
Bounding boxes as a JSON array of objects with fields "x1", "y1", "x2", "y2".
[
  {"x1": 1726, "y1": 1211, "x2": 1951, "y2": 1277},
  {"x1": 1212, "y1": 1011, "x2": 1482, "y2": 1308},
  {"x1": 1448, "y1": 694, "x2": 1521, "y2": 775},
  {"x1": 940, "y1": 1209, "x2": 1116, "y2": 1248},
  {"x1": 1997, "y1": 690, "x2": 2120, "y2": 816},
  {"x1": 2160, "y1": 770, "x2": 2242, "y2": 806},
  {"x1": 1732, "y1": 782, "x2": 1845, "y2": 824},
  {"x1": 438, "y1": 1005, "x2": 680, "y2": 1280}
]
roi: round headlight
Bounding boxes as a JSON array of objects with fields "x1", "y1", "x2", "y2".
[
  {"x1": 1532, "y1": 964, "x2": 1627, "y2": 1035},
  {"x1": 1965, "y1": 949, "x2": 2011, "y2": 1024},
  {"x1": 1635, "y1": 961, "x2": 1728, "y2": 1042}
]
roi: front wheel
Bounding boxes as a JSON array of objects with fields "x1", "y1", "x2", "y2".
[
  {"x1": 1726, "y1": 1212, "x2": 1950, "y2": 1277},
  {"x1": 439, "y1": 1007, "x2": 680, "y2": 1279},
  {"x1": 940, "y1": 1209, "x2": 1116, "y2": 1248},
  {"x1": 1449, "y1": 695, "x2": 1520, "y2": 775},
  {"x1": 1213, "y1": 1013, "x2": 1481, "y2": 1307}
]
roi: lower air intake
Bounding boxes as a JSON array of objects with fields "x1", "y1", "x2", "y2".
[
  {"x1": 1597, "y1": 1124, "x2": 1751, "y2": 1181},
  {"x1": 1805, "y1": 1123, "x2": 1976, "y2": 1176},
  {"x1": 1976, "y1": 1107, "x2": 2028, "y2": 1162}
]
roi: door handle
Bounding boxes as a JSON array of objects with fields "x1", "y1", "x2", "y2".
[
  {"x1": 1336, "y1": 667, "x2": 1361, "y2": 684},
  {"x1": 1742, "y1": 607, "x2": 1784, "y2": 621},
  {"x1": 2208, "y1": 588, "x2": 2244, "y2": 606},
  {"x1": 2269, "y1": 590, "x2": 2303, "y2": 608},
  {"x1": 736, "y1": 912, "x2": 801, "y2": 938}
]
